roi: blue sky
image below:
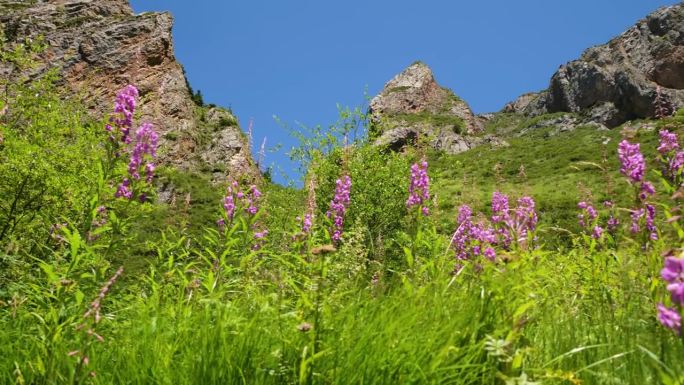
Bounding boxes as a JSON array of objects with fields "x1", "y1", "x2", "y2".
[{"x1": 130, "y1": 0, "x2": 679, "y2": 185}]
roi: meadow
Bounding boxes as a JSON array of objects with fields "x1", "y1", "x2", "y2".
[{"x1": 3, "y1": 51, "x2": 684, "y2": 385}]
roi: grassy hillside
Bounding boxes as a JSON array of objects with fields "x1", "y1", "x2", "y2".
[{"x1": 4, "y1": 54, "x2": 684, "y2": 383}]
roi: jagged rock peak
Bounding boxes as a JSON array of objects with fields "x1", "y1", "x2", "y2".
[
  {"x1": 370, "y1": 61, "x2": 444, "y2": 116},
  {"x1": 369, "y1": 61, "x2": 489, "y2": 154},
  {"x1": 507, "y1": 3, "x2": 684, "y2": 127},
  {"x1": 0, "y1": 0, "x2": 258, "y2": 182}
]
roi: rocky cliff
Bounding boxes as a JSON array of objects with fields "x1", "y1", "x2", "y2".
[
  {"x1": 369, "y1": 62, "x2": 502, "y2": 154},
  {"x1": 0, "y1": 0, "x2": 257, "y2": 180},
  {"x1": 506, "y1": 3, "x2": 684, "y2": 127}
]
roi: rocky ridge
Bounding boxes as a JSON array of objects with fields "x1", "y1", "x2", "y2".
[
  {"x1": 369, "y1": 62, "x2": 505, "y2": 154},
  {"x1": 0, "y1": 0, "x2": 257, "y2": 180},
  {"x1": 506, "y1": 3, "x2": 684, "y2": 128}
]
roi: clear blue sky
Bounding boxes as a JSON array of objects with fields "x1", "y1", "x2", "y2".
[{"x1": 130, "y1": 0, "x2": 679, "y2": 185}]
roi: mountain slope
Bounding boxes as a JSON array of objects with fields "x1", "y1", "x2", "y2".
[{"x1": 0, "y1": 0, "x2": 257, "y2": 179}]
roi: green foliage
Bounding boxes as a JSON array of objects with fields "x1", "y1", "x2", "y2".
[
  {"x1": 516, "y1": 112, "x2": 574, "y2": 130},
  {"x1": 192, "y1": 89, "x2": 205, "y2": 107},
  {"x1": 389, "y1": 111, "x2": 465, "y2": 134},
  {"x1": 3, "y1": 39, "x2": 684, "y2": 384},
  {"x1": 313, "y1": 145, "x2": 411, "y2": 264},
  {"x1": 0, "y1": 69, "x2": 103, "y2": 253}
]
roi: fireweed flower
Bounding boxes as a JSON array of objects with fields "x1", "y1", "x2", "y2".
[
  {"x1": 327, "y1": 175, "x2": 352, "y2": 243},
  {"x1": 218, "y1": 181, "x2": 268, "y2": 247},
  {"x1": 618, "y1": 140, "x2": 646, "y2": 183},
  {"x1": 592, "y1": 225, "x2": 604, "y2": 240},
  {"x1": 301, "y1": 213, "x2": 313, "y2": 234},
  {"x1": 630, "y1": 208, "x2": 644, "y2": 234},
  {"x1": 577, "y1": 201, "x2": 598, "y2": 228},
  {"x1": 406, "y1": 159, "x2": 430, "y2": 216},
  {"x1": 127, "y1": 123, "x2": 159, "y2": 182},
  {"x1": 219, "y1": 182, "x2": 262, "y2": 223},
  {"x1": 639, "y1": 181, "x2": 656, "y2": 201},
  {"x1": 512, "y1": 196, "x2": 538, "y2": 245},
  {"x1": 490, "y1": 192, "x2": 538, "y2": 249},
  {"x1": 658, "y1": 129, "x2": 684, "y2": 181},
  {"x1": 657, "y1": 304, "x2": 681, "y2": 333},
  {"x1": 661, "y1": 257, "x2": 684, "y2": 305},
  {"x1": 451, "y1": 205, "x2": 497, "y2": 264},
  {"x1": 245, "y1": 185, "x2": 262, "y2": 216},
  {"x1": 107, "y1": 85, "x2": 138, "y2": 144},
  {"x1": 607, "y1": 215, "x2": 620, "y2": 233},
  {"x1": 491, "y1": 191, "x2": 512, "y2": 248},
  {"x1": 108, "y1": 86, "x2": 159, "y2": 201},
  {"x1": 114, "y1": 178, "x2": 132, "y2": 200},
  {"x1": 658, "y1": 130, "x2": 679, "y2": 154},
  {"x1": 491, "y1": 192, "x2": 510, "y2": 224}
]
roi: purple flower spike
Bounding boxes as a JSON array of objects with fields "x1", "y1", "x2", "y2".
[
  {"x1": 491, "y1": 191, "x2": 510, "y2": 224},
  {"x1": 110, "y1": 85, "x2": 139, "y2": 144},
  {"x1": 657, "y1": 304, "x2": 681, "y2": 333},
  {"x1": 301, "y1": 213, "x2": 313, "y2": 234},
  {"x1": 658, "y1": 130, "x2": 679, "y2": 155},
  {"x1": 662, "y1": 257, "x2": 684, "y2": 305},
  {"x1": 327, "y1": 175, "x2": 352, "y2": 243},
  {"x1": 618, "y1": 140, "x2": 645, "y2": 183},
  {"x1": 406, "y1": 159, "x2": 430, "y2": 216}
]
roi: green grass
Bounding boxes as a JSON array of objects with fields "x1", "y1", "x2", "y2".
[
  {"x1": 389, "y1": 111, "x2": 466, "y2": 134},
  {"x1": 428, "y1": 121, "x2": 669, "y2": 245},
  {"x1": 4, "y1": 53, "x2": 684, "y2": 384}
]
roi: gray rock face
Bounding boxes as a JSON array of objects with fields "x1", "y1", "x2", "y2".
[
  {"x1": 515, "y1": 3, "x2": 684, "y2": 127},
  {"x1": 0, "y1": 0, "x2": 257, "y2": 181},
  {"x1": 369, "y1": 62, "x2": 488, "y2": 154}
]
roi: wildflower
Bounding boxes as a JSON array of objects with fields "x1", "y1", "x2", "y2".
[
  {"x1": 639, "y1": 181, "x2": 655, "y2": 201},
  {"x1": 301, "y1": 213, "x2": 313, "y2": 234},
  {"x1": 577, "y1": 201, "x2": 597, "y2": 228},
  {"x1": 108, "y1": 85, "x2": 139, "y2": 144},
  {"x1": 618, "y1": 140, "x2": 645, "y2": 183},
  {"x1": 327, "y1": 175, "x2": 352, "y2": 243},
  {"x1": 607, "y1": 215, "x2": 620, "y2": 233},
  {"x1": 662, "y1": 257, "x2": 684, "y2": 305},
  {"x1": 406, "y1": 159, "x2": 430, "y2": 215},
  {"x1": 128, "y1": 122, "x2": 159, "y2": 181},
  {"x1": 491, "y1": 191, "x2": 510, "y2": 224},
  {"x1": 245, "y1": 185, "x2": 262, "y2": 216},
  {"x1": 658, "y1": 130, "x2": 679, "y2": 154},
  {"x1": 222, "y1": 182, "x2": 238, "y2": 222},
  {"x1": 513, "y1": 196, "x2": 538, "y2": 243},
  {"x1": 483, "y1": 247, "x2": 496, "y2": 261},
  {"x1": 114, "y1": 178, "x2": 132, "y2": 200},
  {"x1": 630, "y1": 208, "x2": 644, "y2": 234},
  {"x1": 452, "y1": 205, "x2": 497, "y2": 263},
  {"x1": 490, "y1": 192, "x2": 538, "y2": 249},
  {"x1": 491, "y1": 191, "x2": 512, "y2": 248},
  {"x1": 657, "y1": 304, "x2": 681, "y2": 332},
  {"x1": 658, "y1": 129, "x2": 684, "y2": 181},
  {"x1": 592, "y1": 225, "x2": 604, "y2": 240}
]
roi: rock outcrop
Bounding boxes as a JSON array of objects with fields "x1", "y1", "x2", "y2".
[
  {"x1": 0, "y1": 0, "x2": 257, "y2": 180},
  {"x1": 369, "y1": 62, "x2": 492, "y2": 154},
  {"x1": 510, "y1": 3, "x2": 684, "y2": 127}
]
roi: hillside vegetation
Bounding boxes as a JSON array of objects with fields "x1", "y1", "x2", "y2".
[{"x1": 4, "y1": 38, "x2": 684, "y2": 385}]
